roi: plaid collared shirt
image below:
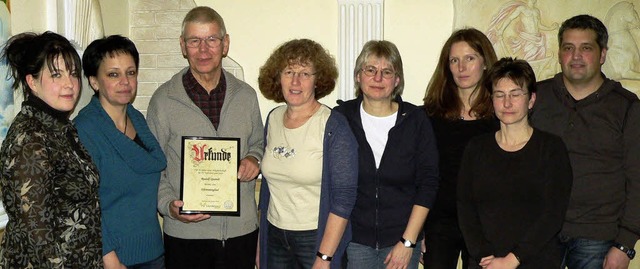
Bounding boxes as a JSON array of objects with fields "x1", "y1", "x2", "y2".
[{"x1": 182, "y1": 69, "x2": 227, "y2": 130}]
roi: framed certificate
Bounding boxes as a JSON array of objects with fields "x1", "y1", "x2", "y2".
[{"x1": 180, "y1": 136, "x2": 240, "y2": 215}]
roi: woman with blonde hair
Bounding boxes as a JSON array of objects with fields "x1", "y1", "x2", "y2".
[{"x1": 336, "y1": 40, "x2": 439, "y2": 269}]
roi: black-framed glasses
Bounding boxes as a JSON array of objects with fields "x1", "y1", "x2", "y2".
[
  {"x1": 281, "y1": 70, "x2": 316, "y2": 80},
  {"x1": 361, "y1": 66, "x2": 396, "y2": 79},
  {"x1": 184, "y1": 36, "x2": 223, "y2": 48}
]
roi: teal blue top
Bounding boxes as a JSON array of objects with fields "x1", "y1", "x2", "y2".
[{"x1": 75, "y1": 96, "x2": 166, "y2": 266}]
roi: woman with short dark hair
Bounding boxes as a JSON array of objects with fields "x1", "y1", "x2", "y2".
[
  {"x1": 458, "y1": 58, "x2": 572, "y2": 269},
  {"x1": 75, "y1": 35, "x2": 166, "y2": 269}
]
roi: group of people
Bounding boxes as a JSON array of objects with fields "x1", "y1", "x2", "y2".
[{"x1": 0, "y1": 5, "x2": 637, "y2": 269}]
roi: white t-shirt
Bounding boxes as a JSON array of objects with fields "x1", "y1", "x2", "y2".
[
  {"x1": 360, "y1": 103, "x2": 397, "y2": 168},
  {"x1": 261, "y1": 105, "x2": 330, "y2": 230}
]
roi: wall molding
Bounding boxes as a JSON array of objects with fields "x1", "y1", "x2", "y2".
[{"x1": 337, "y1": 0, "x2": 384, "y2": 101}]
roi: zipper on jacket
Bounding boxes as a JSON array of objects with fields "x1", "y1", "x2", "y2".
[{"x1": 375, "y1": 168, "x2": 380, "y2": 250}]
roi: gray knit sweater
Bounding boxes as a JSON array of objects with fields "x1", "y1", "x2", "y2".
[{"x1": 147, "y1": 67, "x2": 264, "y2": 240}]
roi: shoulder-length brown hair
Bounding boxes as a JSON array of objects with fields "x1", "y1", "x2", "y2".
[
  {"x1": 258, "y1": 39, "x2": 338, "y2": 103},
  {"x1": 423, "y1": 28, "x2": 497, "y2": 120}
]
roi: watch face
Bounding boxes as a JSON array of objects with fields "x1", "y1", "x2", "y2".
[
  {"x1": 404, "y1": 240, "x2": 411, "y2": 247},
  {"x1": 322, "y1": 254, "x2": 329, "y2": 260}
]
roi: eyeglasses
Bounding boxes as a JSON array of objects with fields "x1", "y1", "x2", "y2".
[
  {"x1": 492, "y1": 90, "x2": 529, "y2": 100},
  {"x1": 281, "y1": 70, "x2": 316, "y2": 80},
  {"x1": 361, "y1": 66, "x2": 396, "y2": 79},
  {"x1": 184, "y1": 36, "x2": 224, "y2": 48}
]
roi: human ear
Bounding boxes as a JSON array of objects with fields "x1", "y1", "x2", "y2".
[
  {"x1": 89, "y1": 76, "x2": 99, "y2": 92},
  {"x1": 26, "y1": 74, "x2": 39, "y2": 96}
]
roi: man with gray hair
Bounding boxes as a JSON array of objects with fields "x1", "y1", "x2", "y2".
[
  {"x1": 531, "y1": 14, "x2": 640, "y2": 269},
  {"x1": 147, "y1": 6, "x2": 263, "y2": 269}
]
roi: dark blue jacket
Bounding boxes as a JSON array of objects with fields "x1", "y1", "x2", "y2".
[{"x1": 334, "y1": 96, "x2": 439, "y2": 248}]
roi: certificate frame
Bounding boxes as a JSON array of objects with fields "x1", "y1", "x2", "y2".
[{"x1": 180, "y1": 136, "x2": 240, "y2": 216}]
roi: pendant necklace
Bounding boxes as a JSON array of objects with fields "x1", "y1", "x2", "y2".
[{"x1": 123, "y1": 116, "x2": 128, "y2": 135}]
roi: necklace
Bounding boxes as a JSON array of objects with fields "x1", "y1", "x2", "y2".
[{"x1": 123, "y1": 116, "x2": 128, "y2": 135}]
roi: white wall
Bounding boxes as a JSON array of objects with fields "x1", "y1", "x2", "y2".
[
  {"x1": 10, "y1": 0, "x2": 455, "y2": 119},
  {"x1": 199, "y1": 0, "x2": 453, "y2": 117}
]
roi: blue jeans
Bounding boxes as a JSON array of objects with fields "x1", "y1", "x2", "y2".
[
  {"x1": 267, "y1": 222, "x2": 317, "y2": 269},
  {"x1": 560, "y1": 235, "x2": 613, "y2": 269},
  {"x1": 128, "y1": 254, "x2": 165, "y2": 269},
  {"x1": 346, "y1": 241, "x2": 421, "y2": 269}
]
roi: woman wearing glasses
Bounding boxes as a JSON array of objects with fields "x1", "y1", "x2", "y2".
[
  {"x1": 457, "y1": 58, "x2": 572, "y2": 269},
  {"x1": 334, "y1": 40, "x2": 439, "y2": 269},
  {"x1": 257, "y1": 39, "x2": 358, "y2": 269}
]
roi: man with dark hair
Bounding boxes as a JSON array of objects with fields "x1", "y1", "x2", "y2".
[
  {"x1": 531, "y1": 14, "x2": 640, "y2": 269},
  {"x1": 147, "y1": 6, "x2": 263, "y2": 269}
]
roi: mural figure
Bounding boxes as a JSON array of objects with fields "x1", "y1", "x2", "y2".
[
  {"x1": 487, "y1": 0, "x2": 557, "y2": 61},
  {"x1": 603, "y1": 1, "x2": 640, "y2": 80}
]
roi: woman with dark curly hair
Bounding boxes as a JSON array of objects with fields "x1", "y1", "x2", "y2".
[{"x1": 257, "y1": 39, "x2": 358, "y2": 269}]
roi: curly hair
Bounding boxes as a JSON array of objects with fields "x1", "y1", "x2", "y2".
[
  {"x1": 258, "y1": 39, "x2": 338, "y2": 103},
  {"x1": 423, "y1": 28, "x2": 497, "y2": 120}
]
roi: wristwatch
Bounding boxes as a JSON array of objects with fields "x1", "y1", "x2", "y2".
[
  {"x1": 399, "y1": 237, "x2": 416, "y2": 248},
  {"x1": 316, "y1": 251, "x2": 332, "y2": 261},
  {"x1": 614, "y1": 243, "x2": 636, "y2": 260}
]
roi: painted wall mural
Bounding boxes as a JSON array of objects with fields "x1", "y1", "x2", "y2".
[
  {"x1": 0, "y1": 0, "x2": 11, "y2": 143},
  {"x1": 454, "y1": 0, "x2": 640, "y2": 95},
  {"x1": 0, "y1": 0, "x2": 10, "y2": 229}
]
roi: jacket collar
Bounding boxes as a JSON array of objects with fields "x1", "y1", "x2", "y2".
[
  {"x1": 551, "y1": 72, "x2": 619, "y2": 108},
  {"x1": 338, "y1": 94, "x2": 415, "y2": 127},
  {"x1": 23, "y1": 95, "x2": 72, "y2": 133}
]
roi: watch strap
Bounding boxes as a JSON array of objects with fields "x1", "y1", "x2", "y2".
[
  {"x1": 614, "y1": 243, "x2": 636, "y2": 260},
  {"x1": 316, "y1": 251, "x2": 332, "y2": 261},
  {"x1": 399, "y1": 237, "x2": 416, "y2": 248}
]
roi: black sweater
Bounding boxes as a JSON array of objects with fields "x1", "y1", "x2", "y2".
[
  {"x1": 457, "y1": 129, "x2": 572, "y2": 268},
  {"x1": 424, "y1": 115, "x2": 498, "y2": 223}
]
